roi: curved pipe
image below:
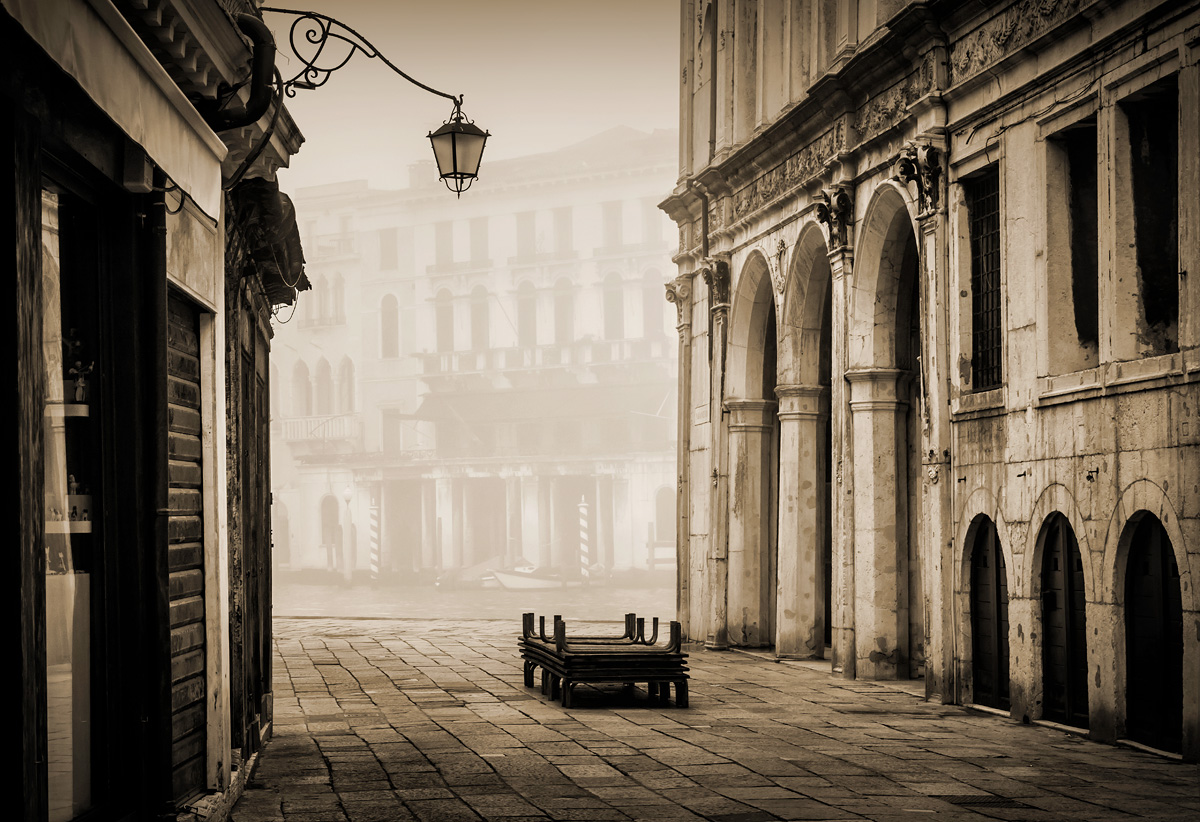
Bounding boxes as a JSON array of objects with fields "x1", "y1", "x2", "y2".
[{"x1": 204, "y1": 13, "x2": 277, "y2": 131}]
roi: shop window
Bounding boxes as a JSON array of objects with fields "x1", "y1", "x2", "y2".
[
  {"x1": 1120, "y1": 76, "x2": 1179, "y2": 357},
  {"x1": 1046, "y1": 119, "x2": 1099, "y2": 373},
  {"x1": 965, "y1": 167, "x2": 1003, "y2": 390},
  {"x1": 42, "y1": 182, "x2": 101, "y2": 821},
  {"x1": 380, "y1": 294, "x2": 399, "y2": 358}
]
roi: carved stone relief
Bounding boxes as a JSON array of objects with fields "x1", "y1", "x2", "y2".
[
  {"x1": 731, "y1": 121, "x2": 846, "y2": 221},
  {"x1": 701, "y1": 258, "x2": 730, "y2": 310},
  {"x1": 854, "y1": 51, "x2": 938, "y2": 143},
  {"x1": 948, "y1": 0, "x2": 1088, "y2": 85}
]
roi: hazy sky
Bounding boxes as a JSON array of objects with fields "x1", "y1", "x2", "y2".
[{"x1": 265, "y1": 0, "x2": 680, "y2": 193}]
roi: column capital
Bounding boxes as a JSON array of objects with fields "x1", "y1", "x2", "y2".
[
  {"x1": 815, "y1": 186, "x2": 854, "y2": 251},
  {"x1": 892, "y1": 139, "x2": 944, "y2": 218},
  {"x1": 776, "y1": 383, "x2": 829, "y2": 419},
  {"x1": 845, "y1": 367, "x2": 911, "y2": 407},
  {"x1": 701, "y1": 257, "x2": 731, "y2": 313},
  {"x1": 664, "y1": 272, "x2": 694, "y2": 334},
  {"x1": 725, "y1": 397, "x2": 777, "y2": 429}
]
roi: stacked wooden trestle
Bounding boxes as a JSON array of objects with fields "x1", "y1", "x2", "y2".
[{"x1": 519, "y1": 612, "x2": 689, "y2": 708}]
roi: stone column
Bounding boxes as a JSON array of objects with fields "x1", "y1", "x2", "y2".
[
  {"x1": 666, "y1": 273, "x2": 694, "y2": 632},
  {"x1": 420, "y1": 480, "x2": 437, "y2": 571},
  {"x1": 775, "y1": 384, "x2": 829, "y2": 658},
  {"x1": 520, "y1": 475, "x2": 540, "y2": 565},
  {"x1": 726, "y1": 398, "x2": 777, "y2": 647},
  {"x1": 828, "y1": 246, "x2": 854, "y2": 677},
  {"x1": 917, "y1": 202, "x2": 954, "y2": 698},
  {"x1": 505, "y1": 476, "x2": 522, "y2": 567},
  {"x1": 612, "y1": 476, "x2": 633, "y2": 569},
  {"x1": 846, "y1": 367, "x2": 910, "y2": 680},
  {"x1": 704, "y1": 259, "x2": 731, "y2": 650}
]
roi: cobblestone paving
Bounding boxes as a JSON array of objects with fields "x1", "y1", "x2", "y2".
[{"x1": 230, "y1": 618, "x2": 1199, "y2": 822}]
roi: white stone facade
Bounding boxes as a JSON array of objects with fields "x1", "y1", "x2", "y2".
[
  {"x1": 272, "y1": 128, "x2": 679, "y2": 583},
  {"x1": 661, "y1": 0, "x2": 1200, "y2": 759}
]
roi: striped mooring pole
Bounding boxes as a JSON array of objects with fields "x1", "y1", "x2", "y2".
[
  {"x1": 578, "y1": 495, "x2": 589, "y2": 580},
  {"x1": 369, "y1": 502, "x2": 380, "y2": 579}
]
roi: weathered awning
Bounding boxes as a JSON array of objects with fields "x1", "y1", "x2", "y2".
[
  {"x1": 3, "y1": 0, "x2": 226, "y2": 217},
  {"x1": 231, "y1": 177, "x2": 310, "y2": 306}
]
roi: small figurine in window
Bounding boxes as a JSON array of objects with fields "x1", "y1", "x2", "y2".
[
  {"x1": 81, "y1": 508, "x2": 90, "y2": 522},
  {"x1": 69, "y1": 360, "x2": 93, "y2": 402},
  {"x1": 68, "y1": 474, "x2": 80, "y2": 495},
  {"x1": 69, "y1": 505, "x2": 78, "y2": 521}
]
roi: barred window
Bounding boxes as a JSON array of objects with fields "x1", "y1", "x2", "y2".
[{"x1": 967, "y1": 168, "x2": 1002, "y2": 390}]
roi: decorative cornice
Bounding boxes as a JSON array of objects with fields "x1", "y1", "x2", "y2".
[
  {"x1": 948, "y1": 0, "x2": 1089, "y2": 87},
  {"x1": 815, "y1": 186, "x2": 853, "y2": 251},
  {"x1": 854, "y1": 50, "x2": 937, "y2": 143},
  {"x1": 731, "y1": 121, "x2": 846, "y2": 222},
  {"x1": 892, "y1": 141, "x2": 942, "y2": 216}
]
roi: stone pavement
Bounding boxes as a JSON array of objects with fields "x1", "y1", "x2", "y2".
[{"x1": 230, "y1": 618, "x2": 1199, "y2": 822}]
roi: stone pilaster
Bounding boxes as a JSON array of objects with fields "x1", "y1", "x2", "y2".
[
  {"x1": 703, "y1": 258, "x2": 731, "y2": 650},
  {"x1": 726, "y1": 398, "x2": 777, "y2": 647},
  {"x1": 775, "y1": 384, "x2": 829, "y2": 658},
  {"x1": 846, "y1": 367, "x2": 911, "y2": 680},
  {"x1": 666, "y1": 273, "x2": 695, "y2": 634}
]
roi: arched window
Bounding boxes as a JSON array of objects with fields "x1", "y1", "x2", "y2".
[
  {"x1": 553, "y1": 279, "x2": 574, "y2": 345},
  {"x1": 517, "y1": 281, "x2": 537, "y2": 347},
  {"x1": 306, "y1": 276, "x2": 323, "y2": 322},
  {"x1": 314, "y1": 358, "x2": 333, "y2": 416},
  {"x1": 338, "y1": 357, "x2": 356, "y2": 413},
  {"x1": 970, "y1": 517, "x2": 1010, "y2": 711},
  {"x1": 470, "y1": 285, "x2": 490, "y2": 351},
  {"x1": 291, "y1": 360, "x2": 311, "y2": 417},
  {"x1": 380, "y1": 294, "x2": 399, "y2": 358},
  {"x1": 603, "y1": 273, "x2": 624, "y2": 340},
  {"x1": 435, "y1": 289, "x2": 454, "y2": 353}
]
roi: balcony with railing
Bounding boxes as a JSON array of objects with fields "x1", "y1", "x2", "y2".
[{"x1": 280, "y1": 413, "x2": 363, "y2": 444}]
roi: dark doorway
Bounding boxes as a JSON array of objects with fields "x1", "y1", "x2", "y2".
[
  {"x1": 1125, "y1": 514, "x2": 1183, "y2": 753},
  {"x1": 970, "y1": 519, "x2": 1010, "y2": 710},
  {"x1": 1040, "y1": 514, "x2": 1088, "y2": 727}
]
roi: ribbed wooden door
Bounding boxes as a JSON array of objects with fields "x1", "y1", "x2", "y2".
[
  {"x1": 1041, "y1": 514, "x2": 1088, "y2": 727},
  {"x1": 166, "y1": 290, "x2": 205, "y2": 800},
  {"x1": 971, "y1": 521, "x2": 1010, "y2": 710}
]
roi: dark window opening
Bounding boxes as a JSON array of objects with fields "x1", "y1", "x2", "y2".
[
  {"x1": 966, "y1": 168, "x2": 1002, "y2": 390},
  {"x1": 1123, "y1": 78, "x2": 1179, "y2": 354},
  {"x1": 1064, "y1": 123, "x2": 1099, "y2": 350}
]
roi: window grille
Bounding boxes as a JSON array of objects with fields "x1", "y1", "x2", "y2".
[{"x1": 967, "y1": 169, "x2": 1002, "y2": 389}]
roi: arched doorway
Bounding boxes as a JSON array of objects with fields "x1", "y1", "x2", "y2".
[
  {"x1": 970, "y1": 516, "x2": 1010, "y2": 710},
  {"x1": 1124, "y1": 513, "x2": 1183, "y2": 753},
  {"x1": 776, "y1": 224, "x2": 832, "y2": 659},
  {"x1": 725, "y1": 252, "x2": 779, "y2": 647},
  {"x1": 1040, "y1": 513, "x2": 1088, "y2": 727},
  {"x1": 846, "y1": 185, "x2": 923, "y2": 679}
]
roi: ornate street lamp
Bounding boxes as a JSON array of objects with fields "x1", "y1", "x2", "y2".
[{"x1": 262, "y1": 7, "x2": 489, "y2": 195}]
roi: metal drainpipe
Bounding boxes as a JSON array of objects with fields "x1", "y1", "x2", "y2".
[
  {"x1": 203, "y1": 14, "x2": 277, "y2": 132},
  {"x1": 146, "y1": 172, "x2": 174, "y2": 819}
]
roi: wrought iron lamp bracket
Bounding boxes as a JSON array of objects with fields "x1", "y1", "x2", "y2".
[{"x1": 261, "y1": 7, "x2": 461, "y2": 106}]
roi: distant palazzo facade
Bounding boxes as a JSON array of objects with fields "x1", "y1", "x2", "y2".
[
  {"x1": 660, "y1": 0, "x2": 1200, "y2": 759},
  {"x1": 272, "y1": 129, "x2": 679, "y2": 584}
]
